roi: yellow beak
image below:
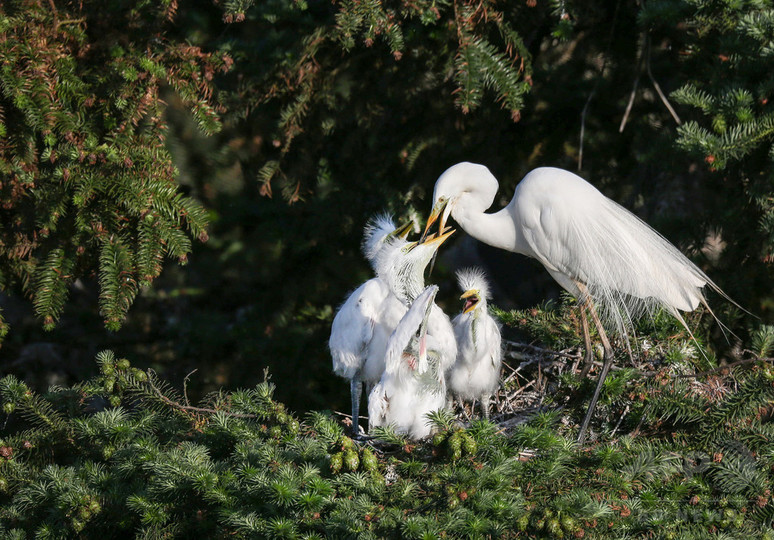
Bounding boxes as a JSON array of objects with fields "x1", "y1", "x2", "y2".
[
  {"x1": 421, "y1": 198, "x2": 449, "y2": 243},
  {"x1": 460, "y1": 289, "x2": 479, "y2": 314},
  {"x1": 421, "y1": 225, "x2": 455, "y2": 248},
  {"x1": 391, "y1": 221, "x2": 414, "y2": 240}
]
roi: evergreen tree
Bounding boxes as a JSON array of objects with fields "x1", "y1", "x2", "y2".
[
  {"x1": 1, "y1": 347, "x2": 774, "y2": 538},
  {"x1": 640, "y1": 0, "x2": 774, "y2": 312},
  {"x1": 213, "y1": 0, "x2": 536, "y2": 202},
  {"x1": 0, "y1": 0, "x2": 228, "y2": 334}
]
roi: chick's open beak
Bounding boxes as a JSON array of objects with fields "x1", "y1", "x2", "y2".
[
  {"x1": 391, "y1": 221, "x2": 414, "y2": 240},
  {"x1": 460, "y1": 290, "x2": 480, "y2": 314},
  {"x1": 421, "y1": 198, "x2": 449, "y2": 243},
  {"x1": 421, "y1": 226, "x2": 455, "y2": 249},
  {"x1": 421, "y1": 226, "x2": 454, "y2": 276}
]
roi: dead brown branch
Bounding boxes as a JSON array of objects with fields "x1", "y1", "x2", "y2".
[{"x1": 146, "y1": 369, "x2": 258, "y2": 419}]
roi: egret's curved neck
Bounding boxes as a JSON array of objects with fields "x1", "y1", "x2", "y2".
[{"x1": 454, "y1": 203, "x2": 523, "y2": 253}]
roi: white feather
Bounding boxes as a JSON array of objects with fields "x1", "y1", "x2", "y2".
[
  {"x1": 449, "y1": 268, "x2": 502, "y2": 415},
  {"x1": 329, "y1": 215, "x2": 409, "y2": 434},
  {"x1": 434, "y1": 163, "x2": 728, "y2": 340},
  {"x1": 374, "y1": 234, "x2": 458, "y2": 374},
  {"x1": 361, "y1": 213, "x2": 397, "y2": 265},
  {"x1": 329, "y1": 279, "x2": 386, "y2": 380},
  {"x1": 368, "y1": 285, "x2": 447, "y2": 439},
  {"x1": 455, "y1": 267, "x2": 492, "y2": 300}
]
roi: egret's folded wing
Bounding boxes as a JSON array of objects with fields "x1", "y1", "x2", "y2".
[
  {"x1": 516, "y1": 167, "x2": 716, "y2": 336},
  {"x1": 330, "y1": 279, "x2": 390, "y2": 379}
]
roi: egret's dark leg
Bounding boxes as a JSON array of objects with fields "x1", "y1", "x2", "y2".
[
  {"x1": 578, "y1": 303, "x2": 594, "y2": 379},
  {"x1": 481, "y1": 395, "x2": 491, "y2": 420},
  {"x1": 350, "y1": 375, "x2": 362, "y2": 437},
  {"x1": 461, "y1": 395, "x2": 472, "y2": 420},
  {"x1": 576, "y1": 284, "x2": 615, "y2": 445}
]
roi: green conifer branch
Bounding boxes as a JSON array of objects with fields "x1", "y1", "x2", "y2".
[
  {"x1": 32, "y1": 248, "x2": 75, "y2": 330},
  {"x1": 0, "y1": 0, "x2": 223, "y2": 338}
]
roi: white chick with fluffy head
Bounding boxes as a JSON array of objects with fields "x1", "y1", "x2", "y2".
[{"x1": 448, "y1": 268, "x2": 502, "y2": 419}]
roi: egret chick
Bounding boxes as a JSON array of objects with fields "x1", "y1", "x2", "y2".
[
  {"x1": 424, "y1": 162, "x2": 733, "y2": 443},
  {"x1": 329, "y1": 215, "x2": 412, "y2": 435},
  {"x1": 374, "y1": 227, "x2": 458, "y2": 378},
  {"x1": 448, "y1": 268, "x2": 502, "y2": 419},
  {"x1": 368, "y1": 285, "x2": 448, "y2": 439}
]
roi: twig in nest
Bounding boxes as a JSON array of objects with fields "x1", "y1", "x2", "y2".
[
  {"x1": 505, "y1": 379, "x2": 536, "y2": 402},
  {"x1": 503, "y1": 340, "x2": 580, "y2": 359},
  {"x1": 333, "y1": 410, "x2": 368, "y2": 420},
  {"x1": 610, "y1": 404, "x2": 630, "y2": 437},
  {"x1": 587, "y1": 359, "x2": 623, "y2": 372},
  {"x1": 671, "y1": 356, "x2": 773, "y2": 379}
]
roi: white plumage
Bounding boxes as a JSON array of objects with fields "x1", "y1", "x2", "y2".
[
  {"x1": 448, "y1": 268, "x2": 502, "y2": 419},
  {"x1": 424, "y1": 162, "x2": 729, "y2": 443},
  {"x1": 368, "y1": 285, "x2": 448, "y2": 439},
  {"x1": 329, "y1": 215, "x2": 411, "y2": 435},
  {"x1": 373, "y1": 228, "x2": 458, "y2": 380}
]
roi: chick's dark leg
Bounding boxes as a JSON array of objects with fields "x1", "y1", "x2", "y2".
[{"x1": 350, "y1": 374, "x2": 362, "y2": 437}]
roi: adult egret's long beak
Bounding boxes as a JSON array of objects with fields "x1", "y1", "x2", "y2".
[
  {"x1": 421, "y1": 198, "x2": 450, "y2": 243},
  {"x1": 460, "y1": 290, "x2": 480, "y2": 314}
]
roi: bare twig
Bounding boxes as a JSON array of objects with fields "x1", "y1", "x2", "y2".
[
  {"x1": 610, "y1": 404, "x2": 630, "y2": 437},
  {"x1": 147, "y1": 369, "x2": 258, "y2": 419},
  {"x1": 57, "y1": 18, "x2": 86, "y2": 26},
  {"x1": 586, "y1": 359, "x2": 623, "y2": 372},
  {"x1": 503, "y1": 340, "x2": 580, "y2": 359},
  {"x1": 47, "y1": 0, "x2": 59, "y2": 31},
  {"x1": 183, "y1": 369, "x2": 198, "y2": 406},
  {"x1": 630, "y1": 410, "x2": 647, "y2": 439},
  {"x1": 619, "y1": 33, "x2": 647, "y2": 133},
  {"x1": 505, "y1": 379, "x2": 536, "y2": 401},
  {"x1": 600, "y1": 355, "x2": 773, "y2": 381},
  {"x1": 645, "y1": 36, "x2": 681, "y2": 125},
  {"x1": 671, "y1": 356, "x2": 773, "y2": 379},
  {"x1": 333, "y1": 410, "x2": 368, "y2": 420}
]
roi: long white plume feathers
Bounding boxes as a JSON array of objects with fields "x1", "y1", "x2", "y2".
[{"x1": 560, "y1": 194, "x2": 722, "y2": 340}]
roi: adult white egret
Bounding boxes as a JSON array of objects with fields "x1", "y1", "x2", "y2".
[
  {"x1": 368, "y1": 285, "x2": 448, "y2": 439},
  {"x1": 424, "y1": 162, "x2": 728, "y2": 443},
  {"x1": 329, "y1": 215, "x2": 413, "y2": 436},
  {"x1": 448, "y1": 268, "x2": 502, "y2": 419}
]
